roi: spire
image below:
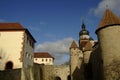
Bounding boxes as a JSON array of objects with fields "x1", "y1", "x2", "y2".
[
  {"x1": 79, "y1": 19, "x2": 89, "y2": 36},
  {"x1": 70, "y1": 40, "x2": 78, "y2": 49},
  {"x1": 82, "y1": 17, "x2": 85, "y2": 30},
  {"x1": 96, "y1": 9, "x2": 120, "y2": 33}
]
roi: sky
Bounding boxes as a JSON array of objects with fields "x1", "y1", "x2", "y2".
[{"x1": 0, "y1": 0, "x2": 120, "y2": 65}]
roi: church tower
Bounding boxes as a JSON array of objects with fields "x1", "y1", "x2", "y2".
[
  {"x1": 96, "y1": 9, "x2": 120, "y2": 80},
  {"x1": 79, "y1": 20, "x2": 94, "y2": 50},
  {"x1": 79, "y1": 21, "x2": 94, "y2": 64},
  {"x1": 69, "y1": 40, "x2": 83, "y2": 80}
]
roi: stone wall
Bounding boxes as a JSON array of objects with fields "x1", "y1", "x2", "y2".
[
  {"x1": 89, "y1": 44, "x2": 103, "y2": 80},
  {"x1": 21, "y1": 67, "x2": 34, "y2": 80},
  {"x1": 0, "y1": 68, "x2": 21, "y2": 80},
  {"x1": 34, "y1": 63, "x2": 44, "y2": 80},
  {"x1": 97, "y1": 26, "x2": 120, "y2": 80},
  {"x1": 54, "y1": 65, "x2": 70, "y2": 80},
  {"x1": 43, "y1": 65, "x2": 55, "y2": 80}
]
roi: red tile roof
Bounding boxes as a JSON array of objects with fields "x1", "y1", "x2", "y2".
[
  {"x1": 80, "y1": 40, "x2": 88, "y2": 48},
  {"x1": 84, "y1": 41, "x2": 93, "y2": 51},
  {"x1": 96, "y1": 9, "x2": 120, "y2": 33},
  {"x1": 70, "y1": 40, "x2": 78, "y2": 49},
  {"x1": 0, "y1": 22, "x2": 36, "y2": 42},
  {"x1": 0, "y1": 22, "x2": 24, "y2": 30},
  {"x1": 34, "y1": 52, "x2": 54, "y2": 59}
]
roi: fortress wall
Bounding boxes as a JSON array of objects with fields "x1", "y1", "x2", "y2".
[{"x1": 0, "y1": 68, "x2": 21, "y2": 80}]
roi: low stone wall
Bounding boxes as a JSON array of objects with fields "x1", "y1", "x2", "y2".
[
  {"x1": 34, "y1": 63, "x2": 44, "y2": 80},
  {"x1": 0, "y1": 68, "x2": 21, "y2": 80},
  {"x1": 43, "y1": 65, "x2": 55, "y2": 80}
]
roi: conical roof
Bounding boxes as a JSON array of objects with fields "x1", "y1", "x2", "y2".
[
  {"x1": 84, "y1": 41, "x2": 93, "y2": 51},
  {"x1": 96, "y1": 9, "x2": 120, "y2": 33},
  {"x1": 70, "y1": 40, "x2": 78, "y2": 49}
]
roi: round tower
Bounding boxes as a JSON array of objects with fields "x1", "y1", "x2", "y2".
[{"x1": 96, "y1": 9, "x2": 120, "y2": 80}]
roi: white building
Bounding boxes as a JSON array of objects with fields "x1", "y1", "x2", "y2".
[
  {"x1": 0, "y1": 23, "x2": 36, "y2": 70},
  {"x1": 34, "y1": 52, "x2": 54, "y2": 65}
]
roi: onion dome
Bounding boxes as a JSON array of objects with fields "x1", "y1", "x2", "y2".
[{"x1": 79, "y1": 22, "x2": 89, "y2": 36}]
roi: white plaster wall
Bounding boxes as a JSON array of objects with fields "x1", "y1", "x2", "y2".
[
  {"x1": 0, "y1": 31, "x2": 24, "y2": 70},
  {"x1": 34, "y1": 58, "x2": 54, "y2": 65}
]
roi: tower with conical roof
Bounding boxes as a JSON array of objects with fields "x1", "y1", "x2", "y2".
[
  {"x1": 69, "y1": 40, "x2": 83, "y2": 80},
  {"x1": 96, "y1": 8, "x2": 120, "y2": 80}
]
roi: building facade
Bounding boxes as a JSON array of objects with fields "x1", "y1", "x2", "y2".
[
  {"x1": 0, "y1": 23, "x2": 36, "y2": 70},
  {"x1": 34, "y1": 52, "x2": 54, "y2": 65}
]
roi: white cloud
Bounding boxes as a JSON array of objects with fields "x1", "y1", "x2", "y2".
[
  {"x1": 90, "y1": 0, "x2": 120, "y2": 17},
  {"x1": 36, "y1": 37, "x2": 76, "y2": 65}
]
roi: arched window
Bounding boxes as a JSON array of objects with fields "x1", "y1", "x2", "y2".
[
  {"x1": 5, "y1": 61, "x2": 13, "y2": 69},
  {"x1": 55, "y1": 76, "x2": 61, "y2": 80}
]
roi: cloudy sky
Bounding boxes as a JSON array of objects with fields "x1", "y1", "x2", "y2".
[{"x1": 0, "y1": 0, "x2": 120, "y2": 65}]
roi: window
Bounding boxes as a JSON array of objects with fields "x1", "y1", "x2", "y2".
[
  {"x1": 26, "y1": 52, "x2": 28, "y2": 58},
  {"x1": 5, "y1": 61, "x2": 13, "y2": 70},
  {"x1": 49, "y1": 59, "x2": 51, "y2": 62},
  {"x1": 42, "y1": 59, "x2": 44, "y2": 61}
]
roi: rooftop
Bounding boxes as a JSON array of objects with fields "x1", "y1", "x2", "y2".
[
  {"x1": 70, "y1": 40, "x2": 78, "y2": 49},
  {"x1": 0, "y1": 22, "x2": 24, "y2": 30},
  {"x1": 34, "y1": 52, "x2": 54, "y2": 59},
  {"x1": 96, "y1": 9, "x2": 120, "y2": 33}
]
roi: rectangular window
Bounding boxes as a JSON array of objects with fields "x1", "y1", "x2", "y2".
[{"x1": 42, "y1": 59, "x2": 44, "y2": 61}]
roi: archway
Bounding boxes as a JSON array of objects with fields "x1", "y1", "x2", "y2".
[
  {"x1": 5, "y1": 61, "x2": 13, "y2": 69},
  {"x1": 55, "y1": 76, "x2": 61, "y2": 80},
  {"x1": 68, "y1": 75, "x2": 71, "y2": 80}
]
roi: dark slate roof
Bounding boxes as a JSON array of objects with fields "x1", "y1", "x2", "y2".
[
  {"x1": 34, "y1": 52, "x2": 54, "y2": 59},
  {"x1": 96, "y1": 9, "x2": 120, "y2": 33}
]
